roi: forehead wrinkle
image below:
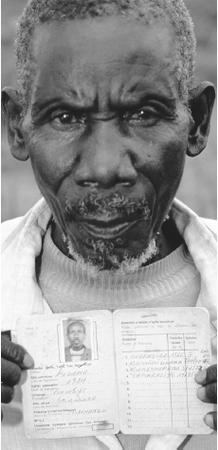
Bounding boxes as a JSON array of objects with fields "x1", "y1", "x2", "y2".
[
  {"x1": 32, "y1": 72, "x2": 97, "y2": 110},
  {"x1": 31, "y1": 20, "x2": 178, "y2": 112},
  {"x1": 110, "y1": 72, "x2": 176, "y2": 107},
  {"x1": 32, "y1": 44, "x2": 98, "y2": 109},
  {"x1": 67, "y1": 81, "x2": 97, "y2": 109},
  {"x1": 109, "y1": 51, "x2": 177, "y2": 106}
]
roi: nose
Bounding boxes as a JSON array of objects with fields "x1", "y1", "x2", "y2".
[{"x1": 74, "y1": 121, "x2": 137, "y2": 188}]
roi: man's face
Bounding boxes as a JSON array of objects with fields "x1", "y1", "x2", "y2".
[
  {"x1": 67, "y1": 323, "x2": 85, "y2": 349},
  {"x1": 21, "y1": 17, "x2": 191, "y2": 268}
]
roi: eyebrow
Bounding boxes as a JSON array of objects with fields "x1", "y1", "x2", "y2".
[
  {"x1": 111, "y1": 93, "x2": 177, "y2": 111},
  {"x1": 31, "y1": 86, "x2": 177, "y2": 120},
  {"x1": 31, "y1": 95, "x2": 98, "y2": 120},
  {"x1": 31, "y1": 80, "x2": 98, "y2": 113},
  {"x1": 110, "y1": 73, "x2": 178, "y2": 108}
]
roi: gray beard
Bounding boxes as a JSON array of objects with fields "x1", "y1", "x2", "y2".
[
  {"x1": 63, "y1": 234, "x2": 160, "y2": 276},
  {"x1": 60, "y1": 191, "x2": 160, "y2": 273}
]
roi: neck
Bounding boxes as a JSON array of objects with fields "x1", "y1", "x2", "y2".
[{"x1": 71, "y1": 344, "x2": 84, "y2": 351}]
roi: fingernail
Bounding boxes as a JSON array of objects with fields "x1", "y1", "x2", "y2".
[
  {"x1": 195, "y1": 368, "x2": 207, "y2": 384},
  {"x1": 204, "y1": 414, "x2": 214, "y2": 429},
  {"x1": 197, "y1": 386, "x2": 205, "y2": 401},
  {"x1": 23, "y1": 353, "x2": 34, "y2": 369}
]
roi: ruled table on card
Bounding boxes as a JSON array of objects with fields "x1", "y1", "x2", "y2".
[{"x1": 114, "y1": 307, "x2": 213, "y2": 435}]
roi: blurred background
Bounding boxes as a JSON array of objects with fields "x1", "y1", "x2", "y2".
[{"x1": 1, "y1": 0, "x2": 217, "y2": 221}]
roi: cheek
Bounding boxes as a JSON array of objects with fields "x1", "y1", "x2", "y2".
[
  {"x1": 131, "y1": 123, "x2": 188, "y2": 193},
  {"x1": 28, "y1": 147, "x2": 65, "y2": 193},
  {"x1": 159, "y1": 136, "x2": 186, "y2": 190},
  {"x1": 25, "y1": 134, "x2": 73, "y2": 233},
  {"x1": 25, "y1": 127, "x2": 80, "y2": 193},
  {"x1": 128, "y1": 122, "x2": 188, "y2": 229}
]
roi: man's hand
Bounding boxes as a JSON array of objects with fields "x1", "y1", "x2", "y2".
[
  {"x1": 195, "y1": 365, "x2": 217, "y2": 430},
  {"x1": 171, "y1": 198, "x2": 217, "y2": 431},
  {"x1": 1, "y1": 335, "x2": 34, "y2": 418},
  {"x1": 170, "y1": 198, "x2": 216, "y2": 321}
]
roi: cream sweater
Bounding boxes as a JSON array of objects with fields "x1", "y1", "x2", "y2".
[{"x1": 39, "y1": 226, "x2": 201, "y2": 315}]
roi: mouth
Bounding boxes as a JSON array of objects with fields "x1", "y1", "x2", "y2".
[{"x1": 77, "y1": 215, "x2": 148, "y2": 239}]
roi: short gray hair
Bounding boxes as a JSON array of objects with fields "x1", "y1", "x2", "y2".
[{"x1": 16, "y1": 0, "x2": 196, "y2": 106}]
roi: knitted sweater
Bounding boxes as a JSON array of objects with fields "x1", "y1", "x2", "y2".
[{"x1": 38, "y1": 225, "x2": 201, "y2": 314}]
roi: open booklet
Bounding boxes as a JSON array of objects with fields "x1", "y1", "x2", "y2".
[{"x1": 14, "y1": 307, "x2": 213, "y2": 439}]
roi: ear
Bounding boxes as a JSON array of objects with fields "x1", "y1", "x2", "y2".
[
  {"x1": 187, "y1": 81, "x2": 215, "y2": 157},
  {"x1": 2, "y1": 87, "x2": 29, "y2": 161}
]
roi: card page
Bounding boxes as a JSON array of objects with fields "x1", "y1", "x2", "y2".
[
  {"x1": 114, "y1": 307, "x2": 213, "y2": 435},
  {"x1": 15, "y1": 310, "x2": 119, "y2": 439}
]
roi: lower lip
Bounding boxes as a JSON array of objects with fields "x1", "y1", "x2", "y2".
[{"x1": 78, "y1": 220, "x2": 140, "y2": 239}]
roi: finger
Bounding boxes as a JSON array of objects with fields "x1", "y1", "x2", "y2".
[
  {"x1": 170, "y1": 198, "x2": 197, "y2": 236},
  {"x1": 1, "y1": 385, "x2": 14, "y2": 403},
  {"x1": 204, "y1": 412, "x2": 217, "y2": 431},
  {"x1": 1, "y1": 358, "x2": 22, "y2": 386},
  {"x1": 1, "y1": 336, "x2": 34, "y2": 369},
  {"x1": 170, "y1": 201, "x2": 217, "y2": 321},
  {"x1": 170, "y1": 200, "x2": 216, "y2": 264},
  {"x1": 195, "y1": 365, "x2": 217, "y2": 385},
  {"x1": 197, "y1": 382, "x2": 217, "y2": 403}
]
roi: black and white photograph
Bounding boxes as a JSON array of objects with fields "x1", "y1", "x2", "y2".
[
  {"x1": 62, "y1": 318, "x2": 93, "y2": 362},
  {"x1": 1, "y1": 0, "x2": 217, "y2": 449}
]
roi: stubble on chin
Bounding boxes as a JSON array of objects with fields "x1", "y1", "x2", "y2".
[
  {"x1": 52, "y1": 190, "x2": 160, "y2": 273},
  {"x1": 64, "y1": 232, "x2": 160, "y2": 275}
]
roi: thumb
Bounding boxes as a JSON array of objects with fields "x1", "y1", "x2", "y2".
[
  {"x1": 171, "y1": 199, "x2": 217, "y2": 322},
  {"x1": 170, "y1": 199, "x2": 216, "y2": 272},
  {"x1": 1, "y1": 335, "x2": 34, "y2": 369},
  {"x1": 170, "y1": 198, "x2": 197, "y2": 241}
]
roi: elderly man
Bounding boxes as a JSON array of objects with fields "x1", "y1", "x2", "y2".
[{"x1": 1, "y1": 0, "x2": 216, "y2": 449}]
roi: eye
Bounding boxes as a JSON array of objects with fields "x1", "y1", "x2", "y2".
[
  {"x1": 50, "y1": 111, "x2": 87, "y2": 130},
  {"x1": 122, "y1": 107, "x2": 159, "y2": 126}
]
